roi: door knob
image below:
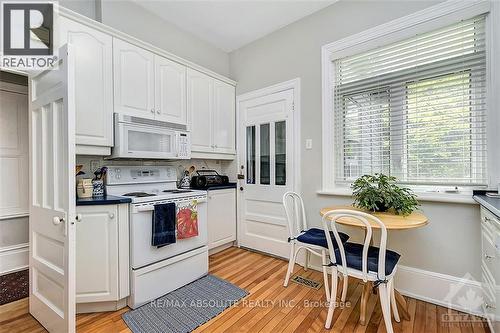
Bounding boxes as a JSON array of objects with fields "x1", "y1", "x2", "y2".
[
  {"x1": 75, "y1": 214, "x2": 82, "y2": 222},
  {"x1": 109, "y1": 213, "x2": 115, "y2": 219},
  {"x1": 53, "y1": 217, "x2": 64, "y2": 225}
]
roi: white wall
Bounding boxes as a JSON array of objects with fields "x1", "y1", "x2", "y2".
[
  {"x1": 229, "y1": 0, "x2": 482, "y2": 279},
  {"x1": 100, "y1": 0, "x2": 230, "y2": 77}
]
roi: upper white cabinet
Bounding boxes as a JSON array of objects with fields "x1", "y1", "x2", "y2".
[
  {"x1": 188, "y1": 69, "x2": 236, "y2": 157},
  {"x1": 155, "y1": 55, "x2": 187, "y2": 125},
  {"x1": 188, "y1": 69, "x2": 214, "y2": 153},
  {"x1": 59, "y1": 17, "x2": 113, "y2": 154},
  {"x1": 113, "y1": 38, "x2": 155, "y2": 118},
  {"x1": 213, "y1": 81, "x2": 236, "y2": 154},
  {"x1": 114, "y1": 39, "x2": 188, "y2": 125}
]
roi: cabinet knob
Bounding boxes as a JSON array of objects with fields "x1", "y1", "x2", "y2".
[
  {"x1": 485, "y1": 302, "x2": 496, "y2": 309},
  {"x1": 109, "y1": 213, "x2": 115, "y2": 219},
  {"x1": 151, "y1": 109, "x2": 155, "y2": 114},
  {"x1": 75, "y1": 214, "x2": 83, "y2": 222},
  {"x1": 157, "y1": 110, "x2": 161, "y2": 114},
  {"x1": 53, "y1": 216, "x2": 64, "y2": 225},
  {"x1": 484, "y1": 253, "x2": 494, "y2": 260}
]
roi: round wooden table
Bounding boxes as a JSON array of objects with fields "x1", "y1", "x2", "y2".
[{"x1": 319, "y1": 205, "x2": 429, "y2": 324}]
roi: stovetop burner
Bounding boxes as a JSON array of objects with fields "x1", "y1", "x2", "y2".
[
  {"x1": 123, "y1": 192, "x2": 157, "y2": 197},
  {"x1": 162, "y1": 189, "x2": 193, "y2": 193}
]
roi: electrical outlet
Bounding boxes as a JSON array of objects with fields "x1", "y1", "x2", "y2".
[{"x1": 305, "y1": 139, "x2": 313, "y2": 150}]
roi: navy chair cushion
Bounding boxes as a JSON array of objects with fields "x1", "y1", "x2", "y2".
[
  {"x1": 296, "y1": 228, "x2": 349, "y2": 249},
  {"x1": 333, "y1": 242, "x2": 401, "y2": 276}
]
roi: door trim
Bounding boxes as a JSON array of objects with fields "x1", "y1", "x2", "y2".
[{"x1": 235, "y1": 78, "x2": 301, "y2": 252}]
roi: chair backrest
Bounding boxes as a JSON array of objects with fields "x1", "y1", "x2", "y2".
[
  {"x1": 282, "y1": 191, "x2": 308, "y2": 239},
  {"x1": 321, "y1": 209, "x2": 388, "y2": 281}
]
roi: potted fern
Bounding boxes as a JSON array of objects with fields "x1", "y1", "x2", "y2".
[{"x1": 351, "y1": 174, "x2": 419, "y2": 216}]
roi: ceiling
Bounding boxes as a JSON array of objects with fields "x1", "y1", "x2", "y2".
[{"x1": 132, "y1": 1, "x2": 336, "y2": 52}]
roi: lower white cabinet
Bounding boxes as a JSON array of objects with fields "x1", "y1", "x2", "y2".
[
  {"x1": 75, "y1": 204, "x2": 129, "y2": 312},
  {"x1": 480, "y1": 207, "x2": 500, "y2": 332},
  {"x1": 207, "y1": 189, "x2": 236, "y2": 250}
]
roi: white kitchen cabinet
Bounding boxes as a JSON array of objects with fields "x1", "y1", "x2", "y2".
[
  {"x1": 187, "y1": 69, "x2": 236, "y2": 158},
  {"x1": 213, "y1": 81, "x2": 236, "y2": 154},
  {"x1": 480, "y1": 207, "x2": 500, "y2": 332},
  {"x1": 113, "y1": 38, "x2": 155, "y2": 119},
  {"x1": 155, "y1": 55, "x2": 187, "y2": 125},
  {"x1": 207, "y1": 189, "x2": 236, "y2": 249},
  {"x1": 75, "y1": 204, "x2": 129, "y2": 311},
  {"x1": 59, "y1": 17, "x2": 113, "y2": 155},
  {"x1": 187, "y1": 69, "x2": 214, "y2": 153}
]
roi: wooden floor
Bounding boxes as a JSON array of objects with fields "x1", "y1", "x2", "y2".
[{"x1": 0, "y1": 247, "x2": 490, "y2": 333}]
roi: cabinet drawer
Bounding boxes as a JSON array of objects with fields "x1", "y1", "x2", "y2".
[
  {"x1": 482, "y1": 229, "x2": 500, "y2": 284},
  {"x1": 481, "y1": 207, "x2": 500, "y2": 234}
]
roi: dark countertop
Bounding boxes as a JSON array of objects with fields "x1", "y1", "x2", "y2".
[
  {"x1": 191, "y1": 183, "x2": 237, "y2": 191},
  {"x1": 76, "y1": 195, "x2": 132, "y2": 206},
  {"x1": 473, "y1": 191, "x2": 500, "y2": 218}
]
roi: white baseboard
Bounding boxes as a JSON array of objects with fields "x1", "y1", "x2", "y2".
[
  {"x1": 303, "y1": 260, "x2": 484, "y2": 317},
  {"x1": 395, "y1": 265, "x2": 484, "y2": 317},
  {"x1": 0, "y1": 243, "x2": 28, "y2": 275}
]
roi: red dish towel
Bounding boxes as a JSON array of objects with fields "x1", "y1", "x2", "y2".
[{"x1": 176, "y1": 200, "x2": 199, "y2": 239}]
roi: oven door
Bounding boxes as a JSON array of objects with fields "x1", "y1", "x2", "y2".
[
  {"x1": 114, "y1": 122, "x2": 177, "y2": 159},
  {"x1": 129, "y1": 198, "x2": 208, "y2": 269}
]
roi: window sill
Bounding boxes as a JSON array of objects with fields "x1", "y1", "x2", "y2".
[{"x1": 317, "y1": 188, "x2": 478, "y2": 205}]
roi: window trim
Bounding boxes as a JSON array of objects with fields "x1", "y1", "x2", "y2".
[{"x1": 321, "y1": 0, "x2": 500, "y2": 198}]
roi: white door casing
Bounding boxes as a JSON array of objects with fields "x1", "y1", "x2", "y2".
[
  {"x1": 154, "y1": 55, "x2": 187, "y2": 125},
  {"x1": 237, "y1": 79, "x2": 300, "y2": 259},
  {"x1": 113, "y1": 38, "x2": 155, "y2": 118},
  {"x1": 29, "y1": 45, "x2": 76, "y2": 333}
]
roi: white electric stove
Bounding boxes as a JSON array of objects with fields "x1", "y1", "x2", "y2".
[{"x1": 105, "y1": 166, "x2": 209, "y2": 309}]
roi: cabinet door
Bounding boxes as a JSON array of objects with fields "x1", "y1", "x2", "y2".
[
  {"x1": 113, "y1": 38, "x2": 155, "y2": 118},
  {"x1": 76, "y1": 205, "x2": 118, "y2": 303},
  {"x1": 155, "y1": 55, "x2": 187, "y2": 125},
  {"x1": 60, "y1": 17, "x2": 113, "y2": 147},
  {"x1": 187, "y1": 69, "x2": 214, "y2": 152},
  {"x1": 207, "y1": 189, "x2": 236, "y2": 249},
  {"x1": 213, "y1": 80, "x2": 236, "y2": 154}
]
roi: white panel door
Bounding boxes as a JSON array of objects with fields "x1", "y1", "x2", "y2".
[
  {"x1": 213, "y1": 80, "x2": 236, "y2": 154},
  {"x1": 0, "y1": 87, "x2": 28, "y2": 218},
  {"x1": 207, "y1": 189, "x2": 236, "y2": 249},
  {"x1": 60, "y1": 17, "x2": 113, "y2": 147},
  {"x1": 113, "y1": 38, "x2": 155, "y2": 119},
  {"x1": 238, "y1": 89, "x2": 295, "y2": 258},
  {"x1": 29, "y1": 45, "x2": 76, "y2": 333},
  {"x1": 76, "y1": 205, "x2": 118, "y2": 303},
  {"x1": 187, "y1": 69, "x2": 213, "y2": 153},
  {"x1": 154, "y1": 55, "x2": 187, "y2": 125}
]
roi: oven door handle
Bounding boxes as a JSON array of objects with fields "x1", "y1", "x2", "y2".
[{"x1": 132, "y1": 198, "x2": 207, "y2": 213}]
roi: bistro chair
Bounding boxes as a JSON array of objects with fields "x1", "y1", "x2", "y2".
[
  {"x1": 321, "y1": 209, "x2": 401, "y2": 332},
  {"x1": 282, "y1": 191, "x2": 350, "y2": 302}
]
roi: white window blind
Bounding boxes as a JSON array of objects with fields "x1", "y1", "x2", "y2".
[{"x1": 333, "y1": 15, "x2": 487, "y2": 186}]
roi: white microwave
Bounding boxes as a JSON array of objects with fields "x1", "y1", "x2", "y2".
[{"x1": 111, "y1": 114, "x2": 191, "y2": 159}]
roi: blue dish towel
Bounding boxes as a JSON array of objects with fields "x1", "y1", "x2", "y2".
[{"x1": 152, "y1": 203, "x2": 176, "y2": 248}]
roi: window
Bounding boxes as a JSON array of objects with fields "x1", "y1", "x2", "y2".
[{"x1": 332, "y1": 15, "x2": 487, "y2": 187}]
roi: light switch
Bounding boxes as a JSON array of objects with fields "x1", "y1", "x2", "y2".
[{"x1": 305, "y1": 139, "x2": 313, "y2": 150}]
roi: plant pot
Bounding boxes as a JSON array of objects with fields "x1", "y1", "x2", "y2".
[{"x1": 374, "y1": 201, "x2": 389, "y2": 212}]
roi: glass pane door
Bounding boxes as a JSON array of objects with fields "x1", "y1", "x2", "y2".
[{"x1": 246, "y1": 121, "x2": 287, "y2": 186}]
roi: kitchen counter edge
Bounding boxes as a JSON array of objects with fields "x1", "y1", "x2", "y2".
[{"x1": 76, "y1": 195, "x2": 132, "y2": 206}]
